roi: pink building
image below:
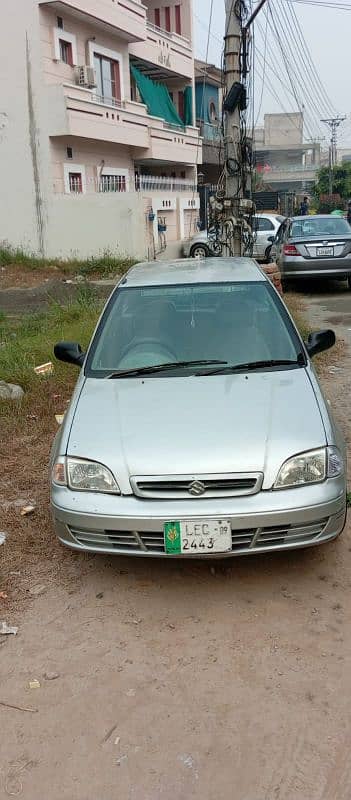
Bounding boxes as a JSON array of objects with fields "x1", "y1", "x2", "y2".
[{"x1": 0, "y1": 0, "x2": 202, "y2": 259}]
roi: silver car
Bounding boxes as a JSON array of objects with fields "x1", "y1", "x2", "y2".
[
  {"x1": 183, "y1": 214, "x2": 285, "y2": 261},
  {"x1": 51, "y1": 258, "x2": 346, "y2": 559},
  {"x1": 271, "y1": 215, "x2": 351, "y2": 287}
]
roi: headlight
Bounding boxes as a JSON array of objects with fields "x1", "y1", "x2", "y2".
[
  {"x1": 274, "y1": 447, "x2": 343, "y2": 490},
  {"x1": 52, "y1": 457, "x2": 120, "y2": 494}
]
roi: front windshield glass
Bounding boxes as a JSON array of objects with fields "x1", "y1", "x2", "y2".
[
  {"x1": 87, "y1": 282, "x2": 301, "y2": 376},
  {"x1": 291, "y1": 218, "x2": 350, "y2": 238}
]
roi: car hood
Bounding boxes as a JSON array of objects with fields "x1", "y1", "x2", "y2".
[
  {"x1": 67, "y1": 370, "x2": 326, "y2": 492},
  {"x1": 67, "y1": 369, "x2": 326, "y2": 493}
]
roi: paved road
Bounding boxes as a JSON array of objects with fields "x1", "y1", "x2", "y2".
[{"x1": 1, "y1": 283, "x2": 350, "y2": 800}]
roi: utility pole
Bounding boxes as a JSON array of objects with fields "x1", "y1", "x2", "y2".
[
  {"x1": 222, "y1": 0, "x2": 242, "y2": 255},
  {"x1": 321, "y1": 116, "x2": 346, "y2": 195},
  {"x1": 213, "y1": 0, "x2": 268, "y2": 257}
]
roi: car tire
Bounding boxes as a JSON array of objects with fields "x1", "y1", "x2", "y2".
[
  {"x1": 348, "y1": 276, "x2": 351, "y2": 291},
  {"x1": 190, "y1": 244, "x2": 210, "y2": 259}
]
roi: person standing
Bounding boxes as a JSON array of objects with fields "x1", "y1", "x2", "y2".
[{"x1": 300, "y1": 196, "x2": 309, "y2": 216}]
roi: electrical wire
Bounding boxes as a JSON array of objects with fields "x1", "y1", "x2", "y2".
[
  {"x1": 274, "y1": 0, "x2": 335, "y2": 123},
  {"x1": 290, "y1": 0, "x2": 351, "y2": 8},
  {"x1": 254, "y1": 32, "x2": 314, "y2": 132},
  {"x1": 267, "y1": 2, "x2": 323, "y2": 138},
  {"x1": 253, "y1": 5, "x2": 268, "y2": 127},
  {"x1": 196, "y1": 7, "x2": 327, "y2": 142},
  {"x1": 268, "y1": 1, "x2": 325, "y2": 131},
  {"x1": 255, "y1": 25, "x2": 326, "y2": 139},
  {"x1": 286, "y1": 0, "x2": 337, "y2": 116}
]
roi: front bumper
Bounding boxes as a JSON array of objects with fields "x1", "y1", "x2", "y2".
[{"x1": 51, "y1": 479, "x2": 347, "y2": 558}]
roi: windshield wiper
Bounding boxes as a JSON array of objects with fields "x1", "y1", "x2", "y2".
[
  {"x1": 107, "y1": 360, "x2": 228, "y2": 379},
  {"x1": 196, "y1": 357, "x2": 305, "y2": 376}
]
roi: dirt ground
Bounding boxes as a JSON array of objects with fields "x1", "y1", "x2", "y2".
[{"x1": 1, "y1": 281, "x2": 351, "y2": 800}]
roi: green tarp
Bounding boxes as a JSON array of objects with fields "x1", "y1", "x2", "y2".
[{"x1": 131, "y1": 65, "x2": 184, "y2": 127}]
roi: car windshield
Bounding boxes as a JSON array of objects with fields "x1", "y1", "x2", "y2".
[
  {"x1": 86, "y1": 282, "x2": 302, "y2": 377},
  {"x1": 290, "y1": 218, "x2": 350, "y2": 238}
]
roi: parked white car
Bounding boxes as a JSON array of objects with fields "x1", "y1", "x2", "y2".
[{"x1": 183, "y1": 214, "x2": 285, "y2": 262}]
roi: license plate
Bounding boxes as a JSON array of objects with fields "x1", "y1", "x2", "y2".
[
  {"x1": 164, "y1": 520, "x2": 232, "y2": 555},
  {"x1": 317, "y1": 247, "x2": 333, "y2": 257}
]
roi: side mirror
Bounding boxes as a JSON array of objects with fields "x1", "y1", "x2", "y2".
[
  {"x1": 54, "y1": 341, "x2": 85, "y2": 367},
  {"x1": 305, "y1": 330, "x2": 335, "y2": 358},
  {"x1": 267, "y1": 235, "x2": 275, "y2": 243}
]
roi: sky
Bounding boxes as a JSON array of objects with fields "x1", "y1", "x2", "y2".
[{"x1": 193, "y1": 0, "x2": 351, "y2": 147}]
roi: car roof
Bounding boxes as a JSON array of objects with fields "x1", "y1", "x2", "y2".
[
  {"x1": 124, "y1": 258, "x2": 266, "y2": 287},
  {"x1": 254, "y1": 212, "x2": 284, "y2": 219},
  {"x1": 289, "y1": 214, "x2": 346, "y2": 221}
]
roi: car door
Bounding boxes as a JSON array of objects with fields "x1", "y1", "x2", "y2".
[
  {"x1": 271, "y1": 220, "x2": 288, "y2": 265},
  {"x1": 253, "y1": 216, "x2": 276, "y2": 259}
]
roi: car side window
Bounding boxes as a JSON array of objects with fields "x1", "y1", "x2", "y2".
[
  {"x1": 276, "y1": 222, "x2": 287, "y2": 243},
  {"x1": 256, "y1": 217, "x2": 275, "y2": 231}
]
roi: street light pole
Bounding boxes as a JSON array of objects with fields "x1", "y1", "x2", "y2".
[{"x1": 321, "y1": 116, "x2": 346, "y2": 196}]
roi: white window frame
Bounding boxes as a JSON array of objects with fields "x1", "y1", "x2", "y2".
[
  {"x1": 53, "y1": 27, "x2": 78, "y2": 66},
  {"x1": 88, "y1": 42, "x2": 125, "y2": 101},
  {"x1": 64, "y1": 163, "x2": 86, "y2": 194},
  {"x1": 99, "y1": 167, "x2": 130, "y2": 192}
]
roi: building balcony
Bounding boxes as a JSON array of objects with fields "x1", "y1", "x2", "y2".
[
  {"x1": 47, "y1": 83, "x2": 202, "y2": 166},
  {"x1": 142, "y1": 117, "x2": 202, "y2": 166},
  {"x1": 39, "y1": 0, "x2": 147, "y2": 42},
  {"x1": 129, "y1": 21, "x2": 193, "y2": 80},
  {"x1": 260, "y1": 164, "x2": 319, "y2": 183},
  {"x1": 47, "y1": 83, "x2": 150, "y2": 148}
]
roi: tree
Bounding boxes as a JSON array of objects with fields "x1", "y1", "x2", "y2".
[{"x1": 313, "y1": 163, "x2": 351, "y2": 212}]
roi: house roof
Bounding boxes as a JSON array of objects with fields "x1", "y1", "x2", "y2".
[{"x1": 194, "y1": 59, "x2": 223, "y2": 88}]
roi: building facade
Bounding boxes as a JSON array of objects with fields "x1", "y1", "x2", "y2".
[
  {"x1": 0, "y1": 0, "x2": 202, "y2": 259},
  {"x1": 254, "y1": 113, "x2": 320, "y2": 195},
  {"x1": 195, "y1": 59, "x2": 223, "y2": 186}
]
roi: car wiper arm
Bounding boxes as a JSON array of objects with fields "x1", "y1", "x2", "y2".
[
  {"x1": 108, "y1": 360, "x2": 228, "y2": 378},
  {"x1": 196, "y1": 357, "x2": 305, "y2": 376}
]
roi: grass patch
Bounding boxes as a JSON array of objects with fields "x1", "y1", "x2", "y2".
[
  {"x1": 347, "y1": 493, "x2": 351, "y2": 508},
  {"x1": 0, "y1": 285, "x2": 102, "y2": 397},
  {"x1": 0, "y1": 243, "x2": 135, "y2": 279}
]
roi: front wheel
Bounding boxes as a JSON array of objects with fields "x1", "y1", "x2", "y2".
[{"x1": 190, "y1": 244, "x2": 210, "y2": 259}]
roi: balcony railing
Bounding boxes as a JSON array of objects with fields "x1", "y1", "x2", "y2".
[
  {"x1": 55, "y1": 172, "x2": 197, "y2": 195},
  {"x1": 198, "y1": 121, "x2": 222, "y2": 141},
  {"x1": 256, "y1": 163, "x2": 319, "y2": 174},
  {"x1": 137, "y1": 175, "x2": 197, "y2": 192},
  {"x1": 91, "y1": 93, "x2": 124, "y2": 108},
  {"x1": 146, "y1": 20, "x2": 191, "y2": 47}
]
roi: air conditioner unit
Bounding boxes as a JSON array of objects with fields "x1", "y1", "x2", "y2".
[{"x1": 76, "y1": 66, "x2": 97, "y2": 88}]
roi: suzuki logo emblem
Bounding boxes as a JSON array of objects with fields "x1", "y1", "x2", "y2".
[{"x1": 188, "y1": 480, "x2": 206, "y2": 496}]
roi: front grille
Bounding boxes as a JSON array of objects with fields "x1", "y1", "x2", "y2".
[
  {"x1": 130, "y1": 473, "x2": 263, "y2": 499},
  {"x1": 69, "y1": 518, "x2": 328, "y2": 555}
]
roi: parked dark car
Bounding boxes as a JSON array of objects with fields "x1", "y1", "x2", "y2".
[{"x1": 270, "y1": 215, "x2": 351, "y2": 287}]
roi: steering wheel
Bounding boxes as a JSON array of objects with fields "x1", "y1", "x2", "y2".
[{"x1": 119, "y1": 338, "x2": 178, "y2": 365}]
